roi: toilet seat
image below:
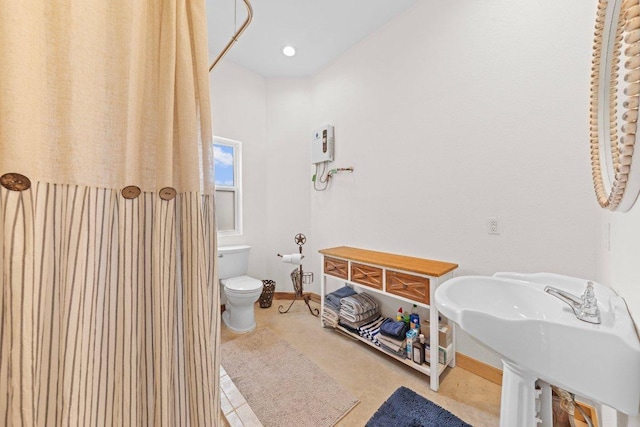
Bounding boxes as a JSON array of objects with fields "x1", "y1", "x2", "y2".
[{"x1": 222, "y1": 275, "x2": 263, "y2": 294}]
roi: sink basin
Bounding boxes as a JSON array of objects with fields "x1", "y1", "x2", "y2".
[{"x1": 435, "y1": 272, "x2": 640, "y2": 417}]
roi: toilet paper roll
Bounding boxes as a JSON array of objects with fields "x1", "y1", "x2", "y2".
[{"x1": 282, "y1": 253, "x2": 303, "y2": 265}]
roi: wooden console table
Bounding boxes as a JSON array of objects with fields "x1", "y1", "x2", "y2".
[{"x1": 319, "y1": 246, "x2": 458, "y2": 391}]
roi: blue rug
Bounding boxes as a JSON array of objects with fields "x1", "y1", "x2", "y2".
[{"x1": 366, "y1": 386, "x2": 473, "y2": 427}]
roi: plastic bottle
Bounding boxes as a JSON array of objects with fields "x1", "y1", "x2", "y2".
[
  {"x1": 410, "y1": 304, "x2": 420, "y2": 331},
  {"x1": 396, "y1": 307, "x2": 403, "y2": 321}
]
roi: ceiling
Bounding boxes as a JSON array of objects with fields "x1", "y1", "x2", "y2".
[{"x1": 206, "y1": 0, "x2": 417, "y2": 78}]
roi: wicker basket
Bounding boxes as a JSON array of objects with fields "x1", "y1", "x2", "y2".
[{"x1": 259, "y1": 279, "x2": 276, "y2": 308}]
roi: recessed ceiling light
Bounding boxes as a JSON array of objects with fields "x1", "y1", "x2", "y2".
[{"x1": 282, "y1": 45, "x2": 296, "y2": 57}]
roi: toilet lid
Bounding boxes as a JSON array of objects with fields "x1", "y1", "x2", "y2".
[{"x1": 222, "y1": 276, "x2": 263, "y2": 293}]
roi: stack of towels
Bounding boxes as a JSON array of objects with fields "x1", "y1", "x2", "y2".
[
  {"x1": 339, "y1": 292, "x2": 381, "y2": 331},
  {"x1": 322, "y1": 286, "x2": 357, "y2": 328},
  {"x1": 376, "y1": 319, "x2": 408, "y2": 357},
  {"x1": 323, "y1": 288, "x2": 409, "y2": 360}
]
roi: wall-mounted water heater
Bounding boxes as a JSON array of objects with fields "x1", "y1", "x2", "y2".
[{"x1": 311, "y1": 125, "x2": 334, "y2": 164}]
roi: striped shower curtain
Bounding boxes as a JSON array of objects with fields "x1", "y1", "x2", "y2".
[
  {"x1": 0, "y1": 0, "x2": 221, "y2": 425},
  {"x1": 0, "y1": 185, "x2": 219, "y2": 425}
]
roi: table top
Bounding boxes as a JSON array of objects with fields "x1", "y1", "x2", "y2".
[{"x1": 319, "y1": 246, "x2": 458, "y2": 277}]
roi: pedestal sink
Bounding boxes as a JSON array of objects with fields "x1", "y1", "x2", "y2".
[{"x1": 435, "y1": 272, "x2": 640, "y2": 427}]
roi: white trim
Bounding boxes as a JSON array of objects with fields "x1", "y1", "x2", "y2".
[{"x1": 214, "y1": 136, "x2": 243, "y2": 236}]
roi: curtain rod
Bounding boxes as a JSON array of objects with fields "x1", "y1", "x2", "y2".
[{"x1": 209, "y1": 0, "x2": 253, "y2": 72}]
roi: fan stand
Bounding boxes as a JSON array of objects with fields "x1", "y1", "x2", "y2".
[{"x1": 278, "y1": 234, "x2": 319, "y2": 317}]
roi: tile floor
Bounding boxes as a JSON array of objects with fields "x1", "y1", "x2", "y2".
[
  {"x1": 220, "y1": 364, "x2": 262, "y2": 426},
  {"x1": 220, "y1": 299, "x2": 501, "y2": 426}
]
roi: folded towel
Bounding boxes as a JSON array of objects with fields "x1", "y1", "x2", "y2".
[
  {"x1": 357, "y1": 316, "x2": 386, "y2": 342},
  {"x1": 323, "y1": 307, "x2": 339, "y2": 321},
  {"x1": 377, "y1": 318, "x2": 392, "y2": 332},
  {"x1": 338, "y1": 321, "x2": 359, "y2": 334},
  {"x1": 379, "y1": 342, "x2": 407, "y2": 358},
  {"x1": 339, "y1": 313, "x2": 380, "y2": 330},
  {"x1": 379, "y1": 320, "x2": 408, "y2": 340},
  {"x1": 339, "y1": 307, "x2": 380, "y2": 323},
  {"x1": 377, "y1": 334, "x2": 405, "y2": 352},
  {"x1": 322, "y1": 315, "x2": 339, "y2": 328},
  {"x1": 330, "y1": 285, "x2": 358, "y2": 298},
  {"x1": 326, "y1": 286, "x2": 357, "y2": 307},
  {"x1": 340, "y1": 293, "x2": 379, "y2": 315},
  {"x1": 321, "y1": 302, "x2": 340, "y2": 328},
  {"x1": 377, "y1": 332, "x2": 404, "y2": 348},
  {"x1": 324, "y1": 297, "x2": 340, "y2": 312},
  {"x1": 356, "y1": 315, "x2": 384, "y2": 330},
  {"x1": 322, "y1": 318, "x2": 338, "y2": 328}
]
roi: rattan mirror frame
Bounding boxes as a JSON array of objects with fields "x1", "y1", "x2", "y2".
[{"x1": 590, "y1": 0, "x2": 640, "y2": 211}]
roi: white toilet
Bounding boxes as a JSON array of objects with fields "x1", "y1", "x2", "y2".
[{"x1": 218, "y1": 245, "x2": 263, "y2": 333}]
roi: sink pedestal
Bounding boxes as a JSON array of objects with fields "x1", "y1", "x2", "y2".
[{"x1": 501, "y1": 362, "x2": 553, "y2": 427}]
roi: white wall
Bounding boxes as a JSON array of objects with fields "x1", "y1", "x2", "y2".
[
  {"x1": 211, "y1": 0, "x2": 608, "y2": 372},
  {"x1": 601, "y1": 208, "x2": 640, "y2": 326},
  {"x1": 210, "y1": 67, "x2": 314, "y2": 294},
  {"x1": 209, "y1": 60, "x2": 269, "y2": 280},
  {"x1": 263, "y1": 79, "x2": 313, "y2": 292},
  {"x1": 303, "y1": 0, "x2": 600, "y2": 367},
  {"x1": 599, "y1": 176, "x2": 640, "y2": 427}
]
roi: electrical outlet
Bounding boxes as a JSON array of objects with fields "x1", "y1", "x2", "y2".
[{"x1": 488, "y1": 217, "x2": 500, "y2": 235}]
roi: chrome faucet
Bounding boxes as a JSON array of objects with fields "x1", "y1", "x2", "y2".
[{"x1": 544, "y1": 281, "x2": 601, "y2": 324}]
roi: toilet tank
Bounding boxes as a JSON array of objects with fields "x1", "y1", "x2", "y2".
[{"x1": 217, "y1": 245, "x2": 251, "y2": 279}]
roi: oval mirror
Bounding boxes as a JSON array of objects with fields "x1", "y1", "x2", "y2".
[{"x1": 591, "y1": 0, "x2": 640, "y2": 211}]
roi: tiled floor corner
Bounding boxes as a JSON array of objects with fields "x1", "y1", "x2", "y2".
[{"x1": 220, "y1": 365, "x2": 263, "y2": 427}]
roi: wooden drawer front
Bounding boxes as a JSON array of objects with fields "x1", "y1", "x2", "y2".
[
  {"x1": 350, "y1": 263, "x2": 383, "y2": 290},
  {"x1": 324, "y1": 257, "x2": 349, "y2": 279},
  {"x1": 386, "y1": 271, "x2": 430, "y2": 304}
]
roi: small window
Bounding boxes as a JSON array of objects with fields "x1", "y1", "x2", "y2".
[{"x1": 214, "y1": 137, "x2": 242, "y2": 236}]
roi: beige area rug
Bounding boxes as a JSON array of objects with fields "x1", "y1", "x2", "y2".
[{"x1": 221, "y1": 327, "x2": 359, "y2": 427}]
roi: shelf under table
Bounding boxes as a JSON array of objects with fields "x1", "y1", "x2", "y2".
[{"x1": 334, "y1": 325, "x2": 450, "y2": 378}]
